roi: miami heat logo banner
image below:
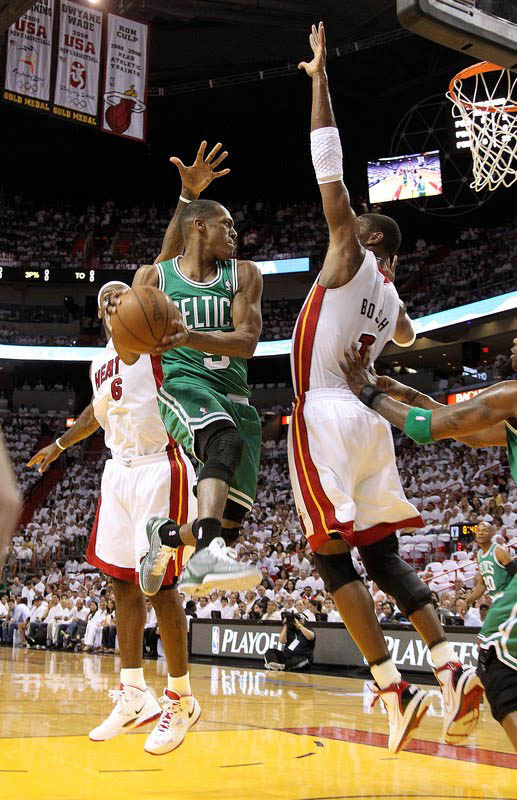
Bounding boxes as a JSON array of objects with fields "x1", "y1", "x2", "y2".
[
  {"x1": 4, "y1": 0, "x2": 54, "y2": 111},
  {"x1": 101, "y1": 13, "x2": 149, "y2": 142},
  {"x1": 52, "y1": 1, "x2": 103, "y2": 127}
]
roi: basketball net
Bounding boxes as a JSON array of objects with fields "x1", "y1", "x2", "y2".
[{"x1": 447, "y1": 62, "x2": 517, "y2": 192}]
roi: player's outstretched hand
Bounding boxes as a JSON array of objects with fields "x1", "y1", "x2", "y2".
[
  {"x1": 298, "y1": 21, "x2": 326, "y2": 78},
  {"x1": 151, "y1": 318, "x2": 189, "y2": 355},
  {"x1": 27, "y1": 442, "x2": 63, "y2": 473},
  {"x1": 104, "y1": 286, "x2": 130, "y2": 316},
  {"x1": 341, "y1": 344, "x2": 377, "y2": 396},
  {"x1": 171, "y1": 140, "x2": 230, "y2": 197}
]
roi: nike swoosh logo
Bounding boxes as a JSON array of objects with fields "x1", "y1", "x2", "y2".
[{"x1": 188, "y1": 704, "x2": 196, "y2": 719}]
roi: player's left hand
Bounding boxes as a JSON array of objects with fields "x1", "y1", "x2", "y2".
[
  {"x1": 341, "y1": 344, "x2": 377, "y2": 396},
  {"x1": 381, "y1": 254, "x2": 398, "y2": 282},
  {"x1": 171, "y1": 140, "x2": 230, "y2": 197},
  {"x1": 151, "y1": 318, "x2": 189, "y2": 354},
  {"x1": 298, "y1": 21, "x2": 327, "y2": 78},
  {"x1": 104, "y1": 286, "x2": 129, "y2": 316}
]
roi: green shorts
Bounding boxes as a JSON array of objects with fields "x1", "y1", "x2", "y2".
[{"x1": 157, "y1": 380, "x2": 261, "y2": 516}]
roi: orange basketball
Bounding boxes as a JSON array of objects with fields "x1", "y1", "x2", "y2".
[{"x1": 110, "y1": 286, "x2": 180, "y2": 354}]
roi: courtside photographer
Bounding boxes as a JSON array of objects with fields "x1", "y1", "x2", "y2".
[{"x1": 264, "y1": 610, "x2": 315, "y2": 671}]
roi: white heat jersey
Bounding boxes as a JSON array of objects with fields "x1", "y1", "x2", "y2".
[
  {"x1": 291, "y1": 249, "x2": 400, "y2": 395},
  {"x1": 90, "y1": 339, "x2": 169, "y2": 458}
]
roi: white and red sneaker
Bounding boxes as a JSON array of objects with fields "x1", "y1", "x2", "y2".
[
  {"x1": 144, "y1": 690, "x2": 201, "y2": 755},
  {"x1": 89, "y1": 684, "x2": 161, "y2": 741},
  {"x1": 435, "y1": 662, "x2": 484, "y2": 744},
  {"x1": 372, "y1": 681, "x2": 431, "y2": 754}
]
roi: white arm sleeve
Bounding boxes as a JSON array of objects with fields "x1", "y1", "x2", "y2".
[{"x1": 310, "y1": 126, "x2": 343, "y2": 185}]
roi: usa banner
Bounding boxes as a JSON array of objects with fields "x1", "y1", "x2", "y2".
[
  {"x1": 4, "y1": 0, "x2": 54, "y2": 112},
  {"x1": 101, "y1": 13, "x2": 150, "y2": 142},
  {"x1": 52, "y1": 1, "x2": 103, "y2": 127}
]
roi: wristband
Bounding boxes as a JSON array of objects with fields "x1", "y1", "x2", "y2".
[
  {"x1": 179, "y1": 195, "x2": 192, "y2": 204},
  {"x1": 55, "y1": 437, "x2": 66, "y2": 451},
  {"x1": 403, "y1": 407, "x2": 435, "y2": 445},
  {"x1": 358, "y1": 385, "x2": 386, "y2": 409}
]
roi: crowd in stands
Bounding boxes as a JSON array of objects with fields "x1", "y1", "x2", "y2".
[
  {"x1": 2, "y1": 404, "x2": 516, "y2": 656},
  {"x1": 1, "y1": 195, "x2": 515, "y2": 346}
]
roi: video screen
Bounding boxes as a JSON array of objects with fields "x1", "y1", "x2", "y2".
[{"x1": 367, "y1": 151, "x2": 443, "y2": 203}]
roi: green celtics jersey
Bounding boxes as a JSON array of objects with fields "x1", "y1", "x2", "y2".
[
  {"x1": 156, "y1": 256, "x2": 250, "y2": 398},
  {"x1": 506, "y1": 419, "x2": 517, "y2": 483},
  {"x1": 477, "y1": 542, "x2": 511, "y2": 600},
  {"x1": 478, "y1": 542, "x2": 517, "y2": 670}
]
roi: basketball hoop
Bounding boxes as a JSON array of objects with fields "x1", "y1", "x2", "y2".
[{"x1": 447, "y1": 61, "x2": 517, "y2": 192}]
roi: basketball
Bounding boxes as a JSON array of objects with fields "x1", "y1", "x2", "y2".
[{"x1": 110, "y1": 286, "x2": 180, "y2": 354}]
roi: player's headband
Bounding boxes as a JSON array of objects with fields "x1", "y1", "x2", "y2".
[{"x1": 97, "y1": 281, "x2": 130, "y2": 309}]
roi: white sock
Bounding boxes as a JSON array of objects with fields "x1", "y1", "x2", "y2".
[
  {"x1": 370, "y1": 659, "x2": 402, "y2": 690},
  {"x1": 430, "y1": 640, "x2": 457, "y2": 670},
  {"x1": 120, "y1": 667, "x2": 146, "y2": 691},
  {"x1": 168, "y1": 672, "x2": 191, "y2": 696}
]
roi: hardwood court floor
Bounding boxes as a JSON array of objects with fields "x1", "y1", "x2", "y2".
[{"x1": 1, "y1": 648, "x2": 516, "y2": 800}]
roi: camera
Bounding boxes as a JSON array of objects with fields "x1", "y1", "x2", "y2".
[{"x1": 281, "y1": 611, "x2": 301, "y2": 626}]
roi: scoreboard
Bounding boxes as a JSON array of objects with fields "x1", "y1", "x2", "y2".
[
  {"x1": 0, "y1": 257, "x2": 311, "y2": 285},
  {"x1": 0, "y1": 268, "x2": 130, "y2": 285}
]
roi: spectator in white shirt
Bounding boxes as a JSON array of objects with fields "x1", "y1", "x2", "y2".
[
  {"x1": 323, "y1": 597, "x2": 342, "y2": 623},
  {"x1": 262, "y1": 600, "x2": 282, "y2": 621},
  {"x1": 219, "y1": 596, "x2": 235, "y2": 619},
  {"x1": 195, "y1": 597, "x2": 214, "y2": 620},
  {"x1": 83, "y1": 599, "x2": 107, "y2": 651},
  {"x1": 21, "y1": 581, "x2": 35, "y2": 608}
]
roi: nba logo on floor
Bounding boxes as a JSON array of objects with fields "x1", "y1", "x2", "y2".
[{"x1": 212, "y1": 626, "x2": 220, "y2": 655}]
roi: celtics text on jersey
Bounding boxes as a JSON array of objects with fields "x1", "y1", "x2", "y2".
[{"x1": 155, "y1": 256, "x2": 249, "y2": 399}]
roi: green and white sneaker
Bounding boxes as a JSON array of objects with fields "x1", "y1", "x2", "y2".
[
  {"x1": 179, "y1": 537, "x2": 261, "y2": 597},
  {"x1": 139, "y1": 516, "x2": 176, "y2": 597}
]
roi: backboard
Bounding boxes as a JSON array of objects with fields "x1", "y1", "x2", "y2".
[{"x1": 397, "y1": 1, "x2": 517, "y2": 69}]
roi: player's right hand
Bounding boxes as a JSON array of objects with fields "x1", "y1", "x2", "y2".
[
  {"x1": 298, "y1": 21, "x2": 327, "y2": 77},
  {"x1": 170, "y1": 140, "x2": 230, "y2": 197},
  {"x1": 27, "y1": 442, "x2": 63, "y2": 473}
]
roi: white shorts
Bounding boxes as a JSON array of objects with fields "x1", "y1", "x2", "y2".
[
  {"x1": 288, "y1": 390, "x2": 423, "y2": 553},
  {"x1": 87, "y1": 448, "x2": 197, "y2": 585}
]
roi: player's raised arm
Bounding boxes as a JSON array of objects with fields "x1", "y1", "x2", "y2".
[
  {"x1": 27, "y1": 402, "x2": 100, "y2": 473},
  {"x1": 298, "y1": 22, "x2": 363, "y2": 284},
  {"x1": 154, "y1": 141, "x2": 230, "y2": 264},
  {"x1": 341, "y1": 345, "x2": 516, "y2": 445}
]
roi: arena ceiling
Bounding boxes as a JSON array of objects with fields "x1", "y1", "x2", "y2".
[
  {"x1": 52, "y1": 1, "x2": 480, "y2": 99},
  {"x1": 0, "y1": 1, "x2": 480, "y2": 100}
]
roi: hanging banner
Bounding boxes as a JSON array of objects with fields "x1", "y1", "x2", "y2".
[
  {"x1": 101, "y1": 13, "x2": 149, "y2": 142},
  {"x1": 52, "y1": 1, "x2": 103, "y2": 127},
  {"x1": 3, "y1": 0, "x2": 54, "y2": 112}
]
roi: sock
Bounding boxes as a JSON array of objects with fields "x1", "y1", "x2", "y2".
[
  {"x1": 193, "y1": 518, "x2": 221, "y2": 552},
  {"x1": 159, "y1": 520, "x2": 182, "y2": 549},
  {"x1": 120, "y1": 667, "x2": 146, "y2": 691},
  {"x1": 370, "y1": 658, "x2": 402, "y2": 690},
  {"x1": 168, "y1": 672, "x2": 191, "y2": 696},
  {"x1": 430, "y1": 640, "x2": 457, "y2": 670}
]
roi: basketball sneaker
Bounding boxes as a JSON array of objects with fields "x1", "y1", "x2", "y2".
[
  {"x1": 372, "y1": 681, "x2": 431, "y2": 754},
  {"x1": 435, "y1": 662, "x2": 484, "y2": 744},
  {"x1": 179, "y1": 537, "x2": 261, "y2": 596},
  {"x1": 89, "y1": 684, "x2": 161, "y2": 741},
  {"x1": 144, "y1": 690, "x2": 201, "y2": 755},
  {"x1": 139, "y1": 516, "x2": 176, "y2": 597}
]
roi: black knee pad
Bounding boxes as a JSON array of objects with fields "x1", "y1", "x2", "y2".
[
  {"x1": 313, "y1": 551, "x2": 361, "y2": 595},
  {"x1": 197, "y1": 424, "x2": 243, "y2": 485},
  {"x1": 358, "y1": 534, "x2": 432, "y2": 617}
]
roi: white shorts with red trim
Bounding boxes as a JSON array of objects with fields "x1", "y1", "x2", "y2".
[
  {"x1": 87, "y1": 448, "x2": 197, "y2": 585},
  {"x1": 288, "y1": 389, "x2": 423, "y2": 552}
]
